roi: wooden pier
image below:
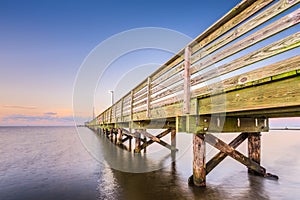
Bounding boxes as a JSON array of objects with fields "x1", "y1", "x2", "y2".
[{"x1": 86, "y1": 0, "x2": 300, "y2": 186}]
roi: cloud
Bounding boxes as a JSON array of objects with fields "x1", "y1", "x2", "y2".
[
  {"x1": 3, "y1": 105, "x2": 37, "y2": 110},
  {"x1": 2, "y1": 114, "x2": 73, "y2": 122},
  {"x1": 44, "y1": 112, "x2": 57, "y2": 115}
]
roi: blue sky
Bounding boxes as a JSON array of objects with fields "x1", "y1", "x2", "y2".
[
  {"x1": 0, "y1": 0, "x2": 242, "y2": 125},
  {"x1": 1, "y1": 0, "x2": 299, "y2": 126}
]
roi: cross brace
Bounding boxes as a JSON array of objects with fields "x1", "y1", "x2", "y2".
[
  {"x1": 190, "y1": 132, "x2": 278, "y2": 187},
  {"x1": 137, "y1": 129, "x2": 178, "y2": 152}
]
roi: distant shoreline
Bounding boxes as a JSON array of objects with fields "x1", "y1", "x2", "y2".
[
  {"x1": 270, "y1": 128, "x2": 300, "y2": 131},
  {"x1": 0, "y1": 126, "x2": 299, "y2": 130}
]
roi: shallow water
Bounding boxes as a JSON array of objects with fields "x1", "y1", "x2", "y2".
[{"x1": 0, "y1": 126, "x2": 299, "y2": 200}]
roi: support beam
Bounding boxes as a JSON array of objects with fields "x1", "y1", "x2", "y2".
[
  {"x1": 206, "y1": 132, "x2": 248, "y2": 174},
  {"x1": 193, "y1": 134, "x2": 206, "y2": 187}
]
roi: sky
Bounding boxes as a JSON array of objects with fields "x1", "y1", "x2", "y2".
[{"x1": 0, "y1": 0, "x2": 299, "y2": 126}]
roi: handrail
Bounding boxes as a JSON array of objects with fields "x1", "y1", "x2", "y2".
[{"x1": 90, "y1": 0, "x2": 300, "y2": 126}]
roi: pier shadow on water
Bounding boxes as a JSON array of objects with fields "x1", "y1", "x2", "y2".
[
  {"x1": 92, "y1": 129, "x2": 300, "y2": 200},
  {"x1": 1, "y1": 127, "x2": 299, "y2": 200}
]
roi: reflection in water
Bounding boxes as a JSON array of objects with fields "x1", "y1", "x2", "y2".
[
  {"x1": 93, "y1": 129, "x2": 300, "y2": 200},
  {"x1": 1, "y1": 127, "x2": 300, "y2": 200},
  {"x1": 78, "y1": 127, "x2": 192, "y2": 173}
]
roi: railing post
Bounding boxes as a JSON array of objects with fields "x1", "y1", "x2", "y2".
[
  {"x1": 183, "y1": 46, "x2": 191, "y2": 114},
  {"x1": 109, "y1": 108, "x2": 112, "y2": 123},
  {"x1": 130, "y1": 90, "x2": 134, "y2": 120},
  {"x1": 120, "y1": 98, "x2": 124, "y2": 122},
  {"x1": 146, "y1": 77, "x2": 151, "y2": 118},
  {"x1": 114, "y1": 104, "x2": 117, "y2": 123}
]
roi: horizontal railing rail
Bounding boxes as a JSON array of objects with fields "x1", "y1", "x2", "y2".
[{"x1": 90, "y1": 0, "x2": 300, "y2": 126}]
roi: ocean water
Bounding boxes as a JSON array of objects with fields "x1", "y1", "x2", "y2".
[{"x1": 0, "y1": 126, "x2": 300, "y2": 200}]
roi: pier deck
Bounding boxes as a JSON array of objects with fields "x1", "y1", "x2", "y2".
[{"x1": 87, "y1": 0, "x2": 300, "y2": 186}]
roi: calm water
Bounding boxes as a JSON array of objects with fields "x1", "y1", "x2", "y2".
[{"x1": 0, "y1": 126, "x2": 300, "y2": 200}]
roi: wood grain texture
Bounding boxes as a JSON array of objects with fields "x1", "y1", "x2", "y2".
[
  {"x1": 151, "y1": 55, "x2": 184, "y2": 81},
  {"x1": 191, "y1": 0, "x2": 299, "y2": 65},
  {"x1": 88, "y1": 0, "x2": 300, "y2": 128},
  {"x1": 193, "y1": 134, "x2": 206, "y2": 187},
  {"x1": 151, "y1": 62, "x2": 184, "y2": 88},
  {"x1": 198, "y1": 76, "x2": 300, "y2": 115},
  {"x1": 191, "y1": 32, "x2": 300, "y2": 87},
  {"x1": 192, "y1": 55, "x2": 300, "y2": 98},
  {"x1": 248, "y1": 132, "x2": 261, "y2": 174},
  {"x1": 191, "y1": 7, "x2": 300, "y2": 75},
  {"x1": 184, "y1": 46, "x2": 191, "y2": 114},
  {"x1": 191, "y1": 0, "x2": 274, "y2": 55}
]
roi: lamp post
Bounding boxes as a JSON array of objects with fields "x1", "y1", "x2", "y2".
[{"x1": 109, "y1": 90, "x2": 114, "y2": 105}]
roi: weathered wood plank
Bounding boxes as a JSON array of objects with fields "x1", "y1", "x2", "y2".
[
  {"x1": 132, "y1": 110, "x2": 147, "y2": 121},
  {"x1": 133, "y1": 80, "x2": 147, "y2": 95},
  {"x1": 133, "y1": 86, "x2": 147, "y2": 99},
  {"x1": 151, "y1": 55, "x2": 184, "y2": 81},
  {"x1": 191, "y1": 7, "x2": 300, "y2": 74},
  {"x1": 191, "y1": 0, "x2": 299, "y2": 65},
  {"x1": 151, "y1": 63, "x2": 184, "y2": 88},
  {"x1": 191, "y1": 32, "x2": 300, "y2": 87},
  {"x1": 151, "y1": 73, "x2": 183, "y2": 95},
  {"x1": 151, "y1": 83, "x2": 184, "y2": 102},
  {"x1": 150, "y1": 93, "x2": 183, "y2": 109},
  {"x1": 198, "y1": 76, "x2": 300, "y2": 115},
  {"x1": 191, "y1": 55, "x2": 300, "y2": 98},
  {"x1": 132, "y1": 98, "x2": 147, "y2": 108},
  {"x1": 133, "y1": 93, "x2": 147, "y2": 105},
  {"x1": 191, "y1": 0, "x2": 274, "y2": 55}
]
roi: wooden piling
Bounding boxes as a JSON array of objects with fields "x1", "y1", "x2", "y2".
[
  {"x1": 193, "y1": 133, "x2": 206, "y2": 187},
  {"x1": 143, "y1": 135, "x2": 147, "y2": 153},
  {"x1": 110, "y1": 128, "x2": 114, "y2": 142},
  {"x1": 248, "y1": 132, "x2": 261, "y2": 175},
  {"x1": 171, "y1": 129, "x2": 176, "y2": 161},
  {"x1": 134, "y1": 130, "x2": 141, "y2": 153},
  {"x1": 117, "y1": 128, "x2": 123, "y2": 144},
  {"x1": 129, "y1": 136, "x2": 132, "y2": 152}
]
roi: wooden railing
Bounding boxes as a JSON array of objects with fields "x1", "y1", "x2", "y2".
[{"x1": 90, "y1": 0, "x2": 300, "y2": 126}]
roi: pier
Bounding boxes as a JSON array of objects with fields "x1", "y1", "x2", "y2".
[{"x1": 86, "y1": 0, "x2": 300, "y2": 186}]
